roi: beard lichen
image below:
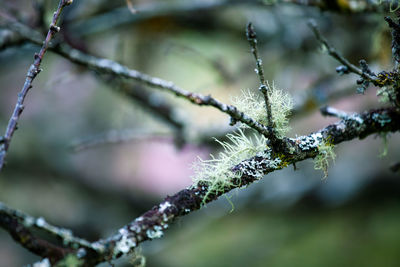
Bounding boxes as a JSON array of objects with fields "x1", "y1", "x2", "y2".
[
  {"x1": 232, "y1": 83, "x2": 293, "y2": 137},
  {"x1": 193, "y1": 84, "x2": 293, "y2": 203},
  {"x1": 313, "y1": 141, "x2": 336, "y2": 178},
  {"x1": 192, "y1": 129, "x2": 269, "y2": 203}
]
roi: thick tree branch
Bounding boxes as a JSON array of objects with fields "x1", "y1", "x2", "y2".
[
  {"x1": 0, "y1": 202, "x2": 98, "y2": 253},
  {"x1": 2, "y1": 107, "x2": 398, "y2": 265},
  {"x1": 71, "y1": 107, "x2": 400, "y2": 265},
  {"x1": 0, "y1": 204, "x2": 73, "y2": 264}
]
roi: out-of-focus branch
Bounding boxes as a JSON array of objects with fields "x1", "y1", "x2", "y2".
[
  {"x1": 307, "y1": 20, "x2": 376, "y2": 82},
  {"x1": 67, "y1": 0, "x2": 385, "y2": 37},
  {"x1": 0, "y1": 28, "x2": 24, "y2": 50},
  {"x1": 70, "y1": 129, "x2": 171, "y2": 152},
  {"x1": 0, "y1": 202, "x2": 96, "y2": 252},
  {"x1": 320, "y1": 106, "x2": 351, "y2": 120},
  {"x1": 109, "y1": 79, "x2": 185, "y2": 132},
  {"x1": 0, "y1": 203, "x2": 73, "y2": 264},
  {"x1": 0, "y1": 0, "x2": 73, "y2": 172}
]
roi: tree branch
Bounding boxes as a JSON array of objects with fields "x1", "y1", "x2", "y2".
[
  {"x1": 0, "y1": 203, "x2": 73, "y2": 264},
  {"x1": 0, "y1": 0, "x2": 73, "y2": 172},
  {"x1": 2, "y1": 18, "x2": 276, "y2": 140}
]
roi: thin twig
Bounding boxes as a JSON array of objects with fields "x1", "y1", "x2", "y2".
[
  {"x1": 307, "y1": 20, "x2": 377, "y2": 82},
  {"x1": 0, "y1": 0, "x2": 73, "y2": 171},
  {"x1": 320, "y1": 106, "x2": 350, "y2": 120},
  {"x1": 246, "y1": 22, "x2": 273, "y2": 129}
]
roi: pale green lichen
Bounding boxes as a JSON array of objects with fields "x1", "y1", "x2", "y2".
[
  {"x1": 314, "y1": 141, "x2": 336, "y2": 178},
  {"x1": 378, "y1": 132, "x2": 389, "y2": 158},
  {"x1": 232, "y1": 83, "x2": 293, "y2": 137},
  {"x1": 193, "y1": 82, "x2": 293, "y2": 203},
  {"x1": 192, "y1": 129, "x2": 269, "y2": 202},
  {"x1": 377, "y1": 86, "x2": 397, "y2": 104},
  {"x1": 55, "y1": 254, "x2": 83, "y2": 267}
]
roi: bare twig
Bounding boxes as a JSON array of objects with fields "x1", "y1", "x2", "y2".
[
  {"x1": 320, "y1": 106, "x2": 351, "y2": 120},
  {"x1": 307, "y1": 20, "x2": 377, "y2": 82},
  {"x1": 246, "y1": 22, "x2": 273, "y2": 129},
  {"x1": 0, "y1": 0, "x2": 73, "y2": 171}
]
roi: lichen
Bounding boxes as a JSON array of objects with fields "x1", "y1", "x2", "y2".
[
  {"x1": 297, "y1": 132, "x2": 323, "y2": 151},
  {"x1": 146, "y1": 226, "x2": 164, "y2": 239},
  {"x1": 192, "y1": 129, "x2": 269, "y2": 203},
  {"x1": 232, "y1": 82, "x2": 293, "y2": 137},
  {"x1": 193, "y1": 82, "x2": 294, "y2": 204},
  {"x1": 314, "y1": 141, "x2": 336, "y2": 178},
  {"x1": 114, "y1": 228, "x2": 137, "y2": 256},
  {"x1": 378, "y1": 132, "x2": 389, "y2": 157},
  {"x1": 54, "y1": 254, "x2": 83, "y2": 267}
]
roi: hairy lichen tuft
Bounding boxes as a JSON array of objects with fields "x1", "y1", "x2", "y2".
[
  {"x1": 193, "y1": 82, "x2": 293, "y2": 204},
  {"x1": 192, "y1": 129, "x2": 269, "y2": 202},
  {"x1": 232, "y1": 83, "x2": 293, "y2": 137},
  {"x1": 314, "y1": 141, "x2": 336, "y2": 178}
]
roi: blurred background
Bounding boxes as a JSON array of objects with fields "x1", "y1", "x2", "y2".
[{"x1": 0, "y1": 0, "x2": 400, "y2": 266}]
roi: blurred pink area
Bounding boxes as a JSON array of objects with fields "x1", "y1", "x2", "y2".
[{"x1": 115, "y1": 141, "x2": 209, "y2": 196}]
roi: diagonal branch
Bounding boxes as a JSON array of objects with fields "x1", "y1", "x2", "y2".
[
  {"x1": 0, "y1": 202, "x2": 99, "y2": 253},
  {"x1": 0, "y1": 0, "x2": 73, "y2": 172},
  {"x1": 307, "y1": 20, "x2": 377, "y2": 82},
  {"x1": 1, "y1": 106, "x2": 399, "y2": 265},
  {"x1": 79, "y1": 107, "x2": 400, "y2": 265},
  {"x1": 2, "y1": 18, "x2": 276, "y2": 139},
  {"x1": 0, "y1": 204, "x2": 73, "y2": 264}
]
